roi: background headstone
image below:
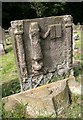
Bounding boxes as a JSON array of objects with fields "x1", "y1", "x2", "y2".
[{"x1": 0, "y1": 26, "x2": 6, "y2": 55}]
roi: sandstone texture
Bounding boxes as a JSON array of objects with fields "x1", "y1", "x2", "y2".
[
  {"x1": 3, "y1": 77, "x2": 70, "y2": 117},
  {"x1": 10, "y1": 15, "x2": 73, "y2": 90}
]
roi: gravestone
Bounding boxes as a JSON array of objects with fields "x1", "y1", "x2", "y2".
[
  {"x1": 73, "y1": 23, "x2": 77, "y2": 32},
  {"x1": 10, "y1": 15, "x2": 73, "y2": 91},
  {"x1": 0, "y1": 26, "x2": 5, "y2": 55}
]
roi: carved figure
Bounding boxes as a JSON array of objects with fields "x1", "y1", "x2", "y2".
[
  {"x1": 29, "y1": 22, "x2": 59, "y2": 75},
  {"x1": 29, "y1": 22, "x2": 43, "y2": 75}
]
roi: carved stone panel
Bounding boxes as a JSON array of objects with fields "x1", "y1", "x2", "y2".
[{"x1": 11, "y1": 15, "x2": 73, "y2": 90}]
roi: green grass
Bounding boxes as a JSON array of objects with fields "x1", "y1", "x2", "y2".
[
  {"x1": 2, "y1": 79, "x2": 20, "y2": 97},
  {"x1": 2, "y1": 102, "x2": 29, "y2": 118},
  {"x1": 0, "y1": 44, "x2": 18, "y2": 83},
  {"x1": 57, "y1": 95, "x2": 81, "y2": 118},
  {"x1": 75, "y1": 30, "x2": 81, "y2": 49},
  {"x1": 0, "y1": 44, "x2": 20, "y2": 97},
  {"x1": 73, "y1": 29, "x2": 83, "y2": 83}
]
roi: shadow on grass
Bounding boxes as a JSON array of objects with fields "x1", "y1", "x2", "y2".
[{"x1": 2, "y1": 78, "x2": 21, "y2": 98}]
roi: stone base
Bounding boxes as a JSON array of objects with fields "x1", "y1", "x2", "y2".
[{"x1": 3, "y1": 77, "x2": 70, "y2": 117}]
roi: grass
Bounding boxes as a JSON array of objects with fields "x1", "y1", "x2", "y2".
[
  {"x1": 75, "y1": 30, "x2": 81, "y2": 49},
  {"x1": 2, "y1": 102, "x2": 29, "y2": 118},
  {"x1": 57, "y1": 95, "x2": 81, "y2": 118},
  {"x1": 0, "y1": 44, "x2": 20, "y2": 97},
  {"x1": 0, "y1": 44, "x2": 18, "y2": 83},
  {"x1": 73, "y1": 29, "x2": 83, "y2": 83}
]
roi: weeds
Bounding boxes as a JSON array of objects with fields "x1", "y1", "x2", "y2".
[{"x1": 2, "y1": 102, "x2": 29, "y2": 118}]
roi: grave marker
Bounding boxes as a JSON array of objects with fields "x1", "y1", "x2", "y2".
[{"x1": 10, "y1": 15, "x2": 73, "y2": 91}]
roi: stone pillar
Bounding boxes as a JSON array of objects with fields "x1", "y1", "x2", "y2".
[
  {"x1": 11, "y1": 21, "x2": 28, "y2": 91},
  {"x1": 63, "y1": 15, "x2": 73, "y2": 75}
]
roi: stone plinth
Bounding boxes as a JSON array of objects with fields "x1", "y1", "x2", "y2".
[{"x1": 2, "y1": 77, "x2": 70, "y2": 117}]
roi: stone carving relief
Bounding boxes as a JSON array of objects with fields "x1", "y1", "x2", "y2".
[
  {"x1": 29, "y1": 22, "x2": 43, "y2": 76},
  {"x1": 29, "y1": 22, "x2": 59, "y2": 76},
  {"x1": 11, "y1": 15, "x2": 73, "y2": 90}
]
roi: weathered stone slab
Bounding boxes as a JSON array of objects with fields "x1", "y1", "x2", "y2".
[
  {"x1": 0, "y1": 26, "x2": 5, "y2": 55},
  {"x1": 2, "y1": 78, "x2": 70, "y2": 117},
  {"x1": 10, "y1": 15, "x2": 73, "y2": 90}
]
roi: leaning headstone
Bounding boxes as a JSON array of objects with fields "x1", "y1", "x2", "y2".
[
  {"x1": 81, "y1": 25, "x2": 83, "y2": 30},
  {"x1": 10, "y1": 15, "x2": 73, "y2": 91},
  {"x1": 77, "y1": 22, "x2": 81, "y2": 30},
  {"x1": 73, "y1": 23, "x2": 77, "y2": 32},
  {"x1": 0, "y1": 26, "x2": 5, "y2": 55}
]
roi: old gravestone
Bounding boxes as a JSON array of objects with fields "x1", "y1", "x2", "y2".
[
  {"x1": 0, "y1": 26, "x2": 6, "y2": 55},
  {"x1": 10, "y1": 15, "x2": 73, "y2": 91}
]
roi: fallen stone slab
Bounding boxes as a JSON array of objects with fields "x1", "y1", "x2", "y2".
[{"x1": 2, "y1": 78, "x2": 70, "y2": 117}]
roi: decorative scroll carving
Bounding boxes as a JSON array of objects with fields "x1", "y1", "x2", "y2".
[
  {"x1": 11, "y1": 20, "x2": 28, "y2": 91},
  {"x1": 29, "y1": 22, "x2": 43, "y2": 75}
]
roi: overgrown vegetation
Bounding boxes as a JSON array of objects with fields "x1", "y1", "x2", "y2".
[
  {"x1": 0, "y1": 41, "x2": 20, "y2": 97},
  {"x1": 2, "y1": 102, "x2": 29, "y2": 118}
]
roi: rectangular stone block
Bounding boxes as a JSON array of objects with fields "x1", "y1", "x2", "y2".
[{"x1": 2, "y1": 78, "x2": 70, "y2": 117}]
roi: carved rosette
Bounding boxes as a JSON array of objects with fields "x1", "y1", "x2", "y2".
[
  {"x1": 11, "y1": 20, "x2": 28, "y2": 91},
  {"x1": 63, "y1": 15, "x2": 73, "y2": 75}
]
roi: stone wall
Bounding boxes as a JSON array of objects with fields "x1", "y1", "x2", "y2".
[{"x1": 10, "y1": 15, "x2": 73, "y2": 91}]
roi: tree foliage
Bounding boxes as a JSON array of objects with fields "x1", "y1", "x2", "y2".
[{"x1": 2, "y1": 2, "x2": 83, "y2": 29}]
